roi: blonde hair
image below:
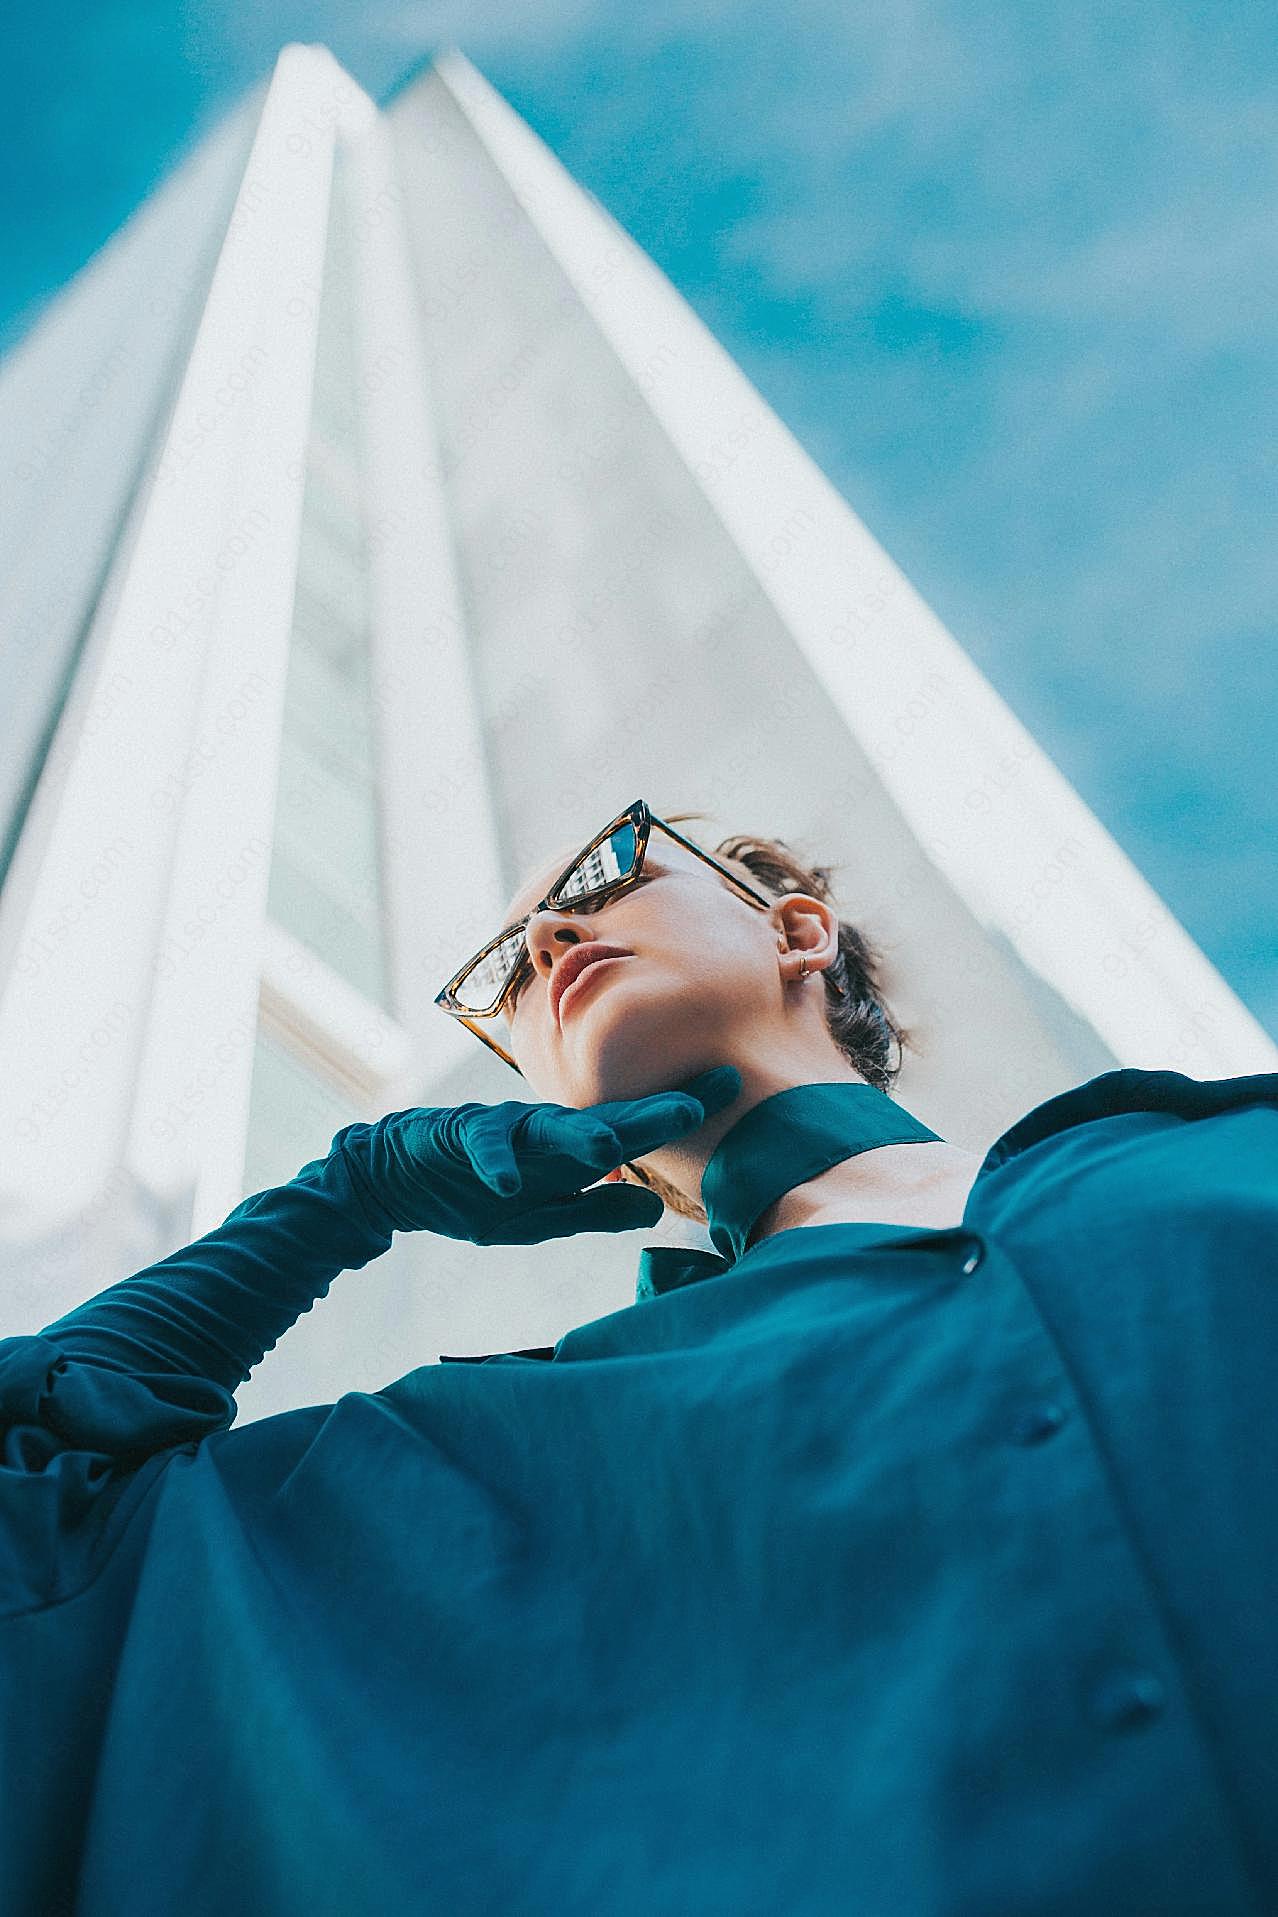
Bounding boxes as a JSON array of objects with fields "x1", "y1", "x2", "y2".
[{"x1": 624, "y1": 811, "x2": 915, "y2": 1222}]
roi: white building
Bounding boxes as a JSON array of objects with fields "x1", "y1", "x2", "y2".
[{"x1": 2, "y1": 43, "x2": 1272, "y2": 1423}]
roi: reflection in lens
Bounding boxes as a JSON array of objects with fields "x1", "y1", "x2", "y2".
[
  {"x1": 556, "y1": 822, "x2": 637, "y2": 903},
  {"x1": 454, "y1": 930, "x2": 522, "y2": 1011}
]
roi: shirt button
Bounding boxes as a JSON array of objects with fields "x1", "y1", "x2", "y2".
[
  {"x1": 1090, "y1": 1671, "x2": 1166, "y2": 1731},
  {"x1": 1010, "y1": 1401, "x2": 1069, "y2": 1445},
  {"x1": 959, "y1": 1240, "x2": 983, "y2": 1275}
]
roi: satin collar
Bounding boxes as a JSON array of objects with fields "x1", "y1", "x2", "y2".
[{"x1": 635, "y1": 1080, "x2": 941, "y2": 1301}]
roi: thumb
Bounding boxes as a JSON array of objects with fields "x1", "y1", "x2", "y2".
[{"x1": 517, "y1": 1183, "x2": 664, "y2": 1242}]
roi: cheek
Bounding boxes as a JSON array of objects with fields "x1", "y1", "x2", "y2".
[
  {"x1": 676, "y1": 930, "x2": 764, "y2": 992},
  {"x1": 504, "y1": 1008, "x2": 556, "y2": 1095}
]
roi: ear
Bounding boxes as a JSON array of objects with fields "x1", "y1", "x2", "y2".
[
  {"x1": 776, "y1": 891, "x2": 840, "y2": 965},
  {"x1": 603, "y1": 1166, "x2": 627, "y2": 1183}
]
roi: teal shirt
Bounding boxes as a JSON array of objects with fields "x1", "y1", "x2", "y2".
[{"x1": 2, "y1": 1067, "x2": 1277, "y2": 1915}]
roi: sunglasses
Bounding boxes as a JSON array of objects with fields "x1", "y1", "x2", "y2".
[{"x1": 433, "y1": 799, "x2": 780, "y2": 1075}]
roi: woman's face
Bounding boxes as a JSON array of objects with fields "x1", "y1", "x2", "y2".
[{"x1": 495, "y1": 833, "x2": 837, "y2": 1111}]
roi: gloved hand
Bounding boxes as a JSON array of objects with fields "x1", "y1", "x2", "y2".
[{"x1": 325, "y1": 1064, "x2": 743, "y2": 1248}]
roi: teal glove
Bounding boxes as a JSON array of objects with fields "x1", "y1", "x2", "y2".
[{"x1": 325, "y1": 1065, "x2": 743, "y2": 1248}]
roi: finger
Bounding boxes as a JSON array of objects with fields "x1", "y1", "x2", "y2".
[
  {"x1": 674, "y1": 1065, "x2": 743, "y2": 1113},
  {"x1": 465, "y1": 1109, "x2": 524, "y2": 1197},
  {"x1": 502, "y1": 1185, "x2": 664, "y2": 1244},
  {"x1": 607, "y1": 1067, "x2": 742, "y2": 1157},
  {"x1": 563, "y1": 1112, "x2": 625, "y2": 1166},
  {"x1": 525, "y1": 1106, "x2": 622, "y2": 1171}
]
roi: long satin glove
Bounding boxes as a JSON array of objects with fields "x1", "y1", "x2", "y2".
[
  {"x1": 1, "y1": 1064, "x2": 741, "y2": 1479},
  {"x1": 327, "y1": 1064, "x2": 743, "y2": 1248}
]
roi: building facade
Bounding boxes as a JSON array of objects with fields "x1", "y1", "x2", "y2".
[{"x1": 2, "y1": 44, "x2": 1272, "y2": 1423}]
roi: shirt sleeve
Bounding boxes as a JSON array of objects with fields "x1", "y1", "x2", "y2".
[{"x1": 0, "y1": 1143, "x2": 396, "y2": 1613}]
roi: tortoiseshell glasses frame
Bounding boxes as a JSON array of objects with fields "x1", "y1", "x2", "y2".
[{"x1": 432, "y1": 799, "x2": 780, "y2": 1076}]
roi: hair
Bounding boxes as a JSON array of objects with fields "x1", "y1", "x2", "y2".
[{"x1": 621, "y1": 810, "x2": 916, "y2": 1223}]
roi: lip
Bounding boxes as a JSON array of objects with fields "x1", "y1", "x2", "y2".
[
  {"x1": 559, "y1": 956, "x2": 626, "y2": 1023},
  {"x1": 553, "y1": 950, "x2": 631, "y2": 1027}
]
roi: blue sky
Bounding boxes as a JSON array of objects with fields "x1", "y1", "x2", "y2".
[{"x1": 3, "y1": 0, "x2": 1275, "y2": 1039}]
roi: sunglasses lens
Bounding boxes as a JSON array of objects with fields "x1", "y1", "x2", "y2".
[
  {"x1": 448, "y1": 818, "x2": 641, "y2": 1013},
  {"x1": 550, "y1": 820, "x2": 639, "y2": 904},
  {"x1": 450, "y1": 928, "x2": 526, "y2": 1013}
]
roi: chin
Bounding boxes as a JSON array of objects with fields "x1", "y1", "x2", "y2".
[{"x1": 578, "y1": 1024, "x2": 709, "y2": 1108}]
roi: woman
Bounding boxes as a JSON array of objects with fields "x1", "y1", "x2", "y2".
[
  {"x1": 466, "y1": 799, "x2": 984, "y2": 1246},
  {"x1": 2, "y1": 797, "x2": 1276, "y2": 1916}
]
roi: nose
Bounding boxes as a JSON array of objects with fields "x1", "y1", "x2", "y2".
[{"x1": 524, "y1": 905, "x2": 593, "y2": 988}]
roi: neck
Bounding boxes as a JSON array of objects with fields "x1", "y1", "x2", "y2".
[
  {"x1": 744, "y1": 1138, "x2": 982, "y2": 1245},
  {"x1": 639, "y1": 1061, "x2": 982, "y2": 1242}
]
